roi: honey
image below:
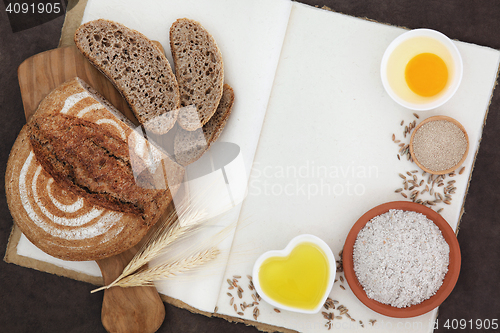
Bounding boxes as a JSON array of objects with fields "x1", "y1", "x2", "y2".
[{"x1": 258, "y1": 242, "x2": 330, "y2": 310}]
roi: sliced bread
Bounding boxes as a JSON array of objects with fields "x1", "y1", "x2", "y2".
[
  {"x1": 170, "y1": 18, "x2": 224, "y2": 131},
  {"x1": 174, "y1": 84, "x2": 234, "y2": 166},
  {"x1": 74, "y1": 19, "x2": 180, "y2": 134}
]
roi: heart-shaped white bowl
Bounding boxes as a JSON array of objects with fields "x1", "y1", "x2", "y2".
[{"x1": 252, "y1": 234, "x2": 336, "y2": 314}]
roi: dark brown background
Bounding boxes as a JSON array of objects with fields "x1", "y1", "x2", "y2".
[{"x1": 1, "y1": 1, "x2": 499, "y2": 332}]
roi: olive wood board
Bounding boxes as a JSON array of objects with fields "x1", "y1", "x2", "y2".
[{"x1": 17, "y1": 45, "x2": 168, "y2": 333}]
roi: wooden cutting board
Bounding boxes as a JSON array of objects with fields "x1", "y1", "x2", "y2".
[
  {"x1": 17, "y1": 45, "x2": 166, "y2": 333},
  {"x1": 18, "y1": 45, "x2": 136, "y2": 122}
]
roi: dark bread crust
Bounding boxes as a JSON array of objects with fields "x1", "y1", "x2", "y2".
[
  {"x1": 74, "y1": 19, "x2": 180, "y2": 134},
  {"x1": 170, "y1": 18, "x2": 224, "y2": 131},
  {"x1": 28, "y1": 111, "x2": 164, "y2": 222},
  {"x1": 5, "y1": 78, "x2": 184, "y2": 261}
]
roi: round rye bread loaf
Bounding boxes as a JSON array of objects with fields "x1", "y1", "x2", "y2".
[{"x1": 5, "y1": 78, "x2": 184, "y2": 261}]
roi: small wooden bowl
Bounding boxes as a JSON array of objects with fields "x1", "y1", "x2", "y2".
[
  {"x1": 343, "y1": 201, "x2": 461, "y2": 318},
  {"x1": 409, "y1": 115, "x2": 469, "y2": 175}
]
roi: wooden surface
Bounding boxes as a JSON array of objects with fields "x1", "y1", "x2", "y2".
[
  {"x1": 3, "y1": 2, "x2": 500, "y2": 333},
  {"x1": 17, "y1": 45, "x2": 136, "y2": 123},
  {"x1": 97, "y1": 249, "x2": 165, "y2": 333},
  {"x1": 17, "y1": 46, "x2": 165, "y2": 333}
]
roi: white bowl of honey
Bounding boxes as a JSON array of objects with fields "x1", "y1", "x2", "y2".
[
  {"x1": 381, "y1": 28, "x2": 463, "y2": 111},
  {"x1": 252, "y1": 234, "x2": 336, "y2": 314}
]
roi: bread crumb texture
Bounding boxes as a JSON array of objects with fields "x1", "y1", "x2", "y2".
[
  {"x1": 170, "y1": 18, "x2": 224, "y2": 131},
  {"x1": 74, "y1": 19, "x2": 180, "y2": 134},
  {"x1": 174, "y1": 84, "x2": 234, "y2": 166}
]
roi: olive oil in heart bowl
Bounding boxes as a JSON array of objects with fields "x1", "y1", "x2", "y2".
[{"x1": 252, "y1": 234, "x2": 336, "y2": 314}]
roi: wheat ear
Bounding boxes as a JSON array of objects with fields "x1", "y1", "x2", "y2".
[
  {"x1": 92, "y1": 198, "x2": 209, "y2": 292},
  {"x1": 92, "y1": 247, "x2": 220, "y2": 291}
]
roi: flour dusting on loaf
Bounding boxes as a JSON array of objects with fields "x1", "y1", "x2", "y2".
[{"x1": 5, "y1": 78, "x2": 184, "y2": 261}]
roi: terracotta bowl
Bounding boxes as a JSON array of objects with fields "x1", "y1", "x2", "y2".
[
  {"x1": 343, "y1": 201, "x2": 461, "y2": 318},
  {"x1": 409, "y1": 115, "x2": 469, "y2": 175}
]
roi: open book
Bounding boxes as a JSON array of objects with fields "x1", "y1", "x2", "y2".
[{"x1": 9, "y1": 0, "x2": 500, "y2": 332}]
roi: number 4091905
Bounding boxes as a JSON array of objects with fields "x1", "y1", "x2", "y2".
[
  {"x1": 443, "y1": 319, "x2": 498, "y2": 330},
  {"x1": 6, "y1": 2, "x2": 61, "y2": 14}
]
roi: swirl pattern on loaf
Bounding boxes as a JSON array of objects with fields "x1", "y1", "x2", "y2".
[{"x1": 6, "y1": 78, "x2": 184, "y2": 261}]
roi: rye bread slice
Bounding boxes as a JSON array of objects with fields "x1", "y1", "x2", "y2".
[
  {"x1": 74, "y1": 19, "x2": 180, "y2": 134},
  {"x1": 174, "y1": 84, "x2": 234, "y2": 166},
  {"x1": 170, "y1": 18, "x2": 224, "y2": 131}
]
